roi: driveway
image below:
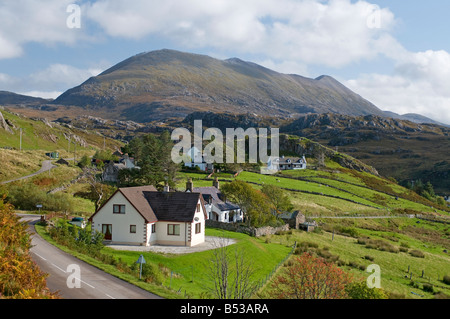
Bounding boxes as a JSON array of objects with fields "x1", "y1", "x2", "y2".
[
  {"x1": 106, "y1": 236, "x2": 237, "y2": 254},
  {"x1": 21, "y1": 215, "x2": 162, "y2": 299}
]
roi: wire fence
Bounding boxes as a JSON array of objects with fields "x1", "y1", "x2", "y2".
[{"x1": 254, "y1": 241, "x2": 297, "y2": 293}]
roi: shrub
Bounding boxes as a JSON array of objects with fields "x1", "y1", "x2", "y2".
[
  {"x1": 422, "y1": 283, "x2": 434, "y2": 293},
  {"x1": 346, "y1": 281, "x2": 388, "y2": 299},
  {"x1": 364, "y1": 255, "x2": 375, "y2": 262},
  {"x1": 409, "y1": 250, "x2": 425, "y2": 258},
  {"x1": 443, "y1": 275, "x2": 450, "y2": 285}
]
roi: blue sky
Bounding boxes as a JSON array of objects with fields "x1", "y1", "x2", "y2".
[{"x1": 0, "y1": 0, "x2": 450, "y2": 124}]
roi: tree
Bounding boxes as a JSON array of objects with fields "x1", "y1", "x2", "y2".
[
  {"x1": 0, "y1": 196, "x2": 59, "y2": 299},
  {"x1": 261, "y1": 184, "x2": 294, "y2": 214},
  {"x1": 128, "y1": 132, "x2": 180, "y2": 190},
  {"x1": 221, "y1": 180, "x2": 274, "y2": 227},
  {"x1": 271, "y1": 253, "x2": 353, "y2": 299},
  {"x1": 205, "y1": 236, "x2": 257, "y2": 299},
  {"x1": 82, "y1": 167, "x2": 116, "y2": 211}
]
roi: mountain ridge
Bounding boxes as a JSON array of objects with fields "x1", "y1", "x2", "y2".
[{"x1": 51, "y1": 49, "x2": 387, "y2": 122}]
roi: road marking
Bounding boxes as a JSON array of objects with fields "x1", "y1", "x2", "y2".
[
  {"x1": 33, "y1": 252, "x2": 47, "y2": 261},
  {"x1": 105, "y1": 294, "x2": 115, "y2": 299}
]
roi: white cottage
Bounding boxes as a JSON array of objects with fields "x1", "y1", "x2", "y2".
[
  {"x1": 89, "y1": 186, "x2": 207, "y2": 247},
  {"x1": 267, "y1": 155, "x2": 307, "y2": 171},
  {"x1": 186, "y1": 178, "x2": 243, "y2": 223}
]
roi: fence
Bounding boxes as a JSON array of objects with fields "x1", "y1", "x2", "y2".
[{"x1": 254, "y1": 241, "x2": 297, "y2": 293}]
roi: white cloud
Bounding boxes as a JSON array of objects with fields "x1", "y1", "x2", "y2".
[
  {"x1": 0, "y1": 63, "x2": 104, "y2": 99},
  {"x1": 84, "y1": 0, "x2": 397, "y2": 68},
  {"x1": 0, "y1": 0, "x2": 83, "y2": 59},
  {"x1": 345, "y1": 49, "x2": 450, "y2": 125}
]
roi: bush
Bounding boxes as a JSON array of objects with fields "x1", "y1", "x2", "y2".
[
  {"x1": 346, "y1": 281, "x2": 388, "y2": 299},
  {"x1": 409, "y1": 250, "x2": 425, "y2": 258},
  {"x1": 422, "y1": 283, "x2": 434, "y2": 293},
  {"x1": 443, "y1": 275, "x2": 450, "y2": 285}
]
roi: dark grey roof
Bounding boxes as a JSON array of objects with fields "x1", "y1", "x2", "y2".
[
  {"x1": 144, "y1": 191, "x2": 205, "y2": 222},
  {"x1": 193, "y1": 187, "x2": 240, "y2": 211}
]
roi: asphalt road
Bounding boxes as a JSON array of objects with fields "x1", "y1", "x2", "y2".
[
  {"x1": 22, "y1": 215, "x2": 162, "y2": 300},
  {"x1": 1, "y1": 160, "x2": 56, "y2": 184}
]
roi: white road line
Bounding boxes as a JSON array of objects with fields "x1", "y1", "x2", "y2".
[
  {"x1": 105, "y1": 294, "x2": 115, "y2": 299},
  {"x1": 33, "y1": 252, "x2": 47, "y2": 261}
]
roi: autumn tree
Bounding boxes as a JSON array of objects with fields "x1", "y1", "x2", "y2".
[
  {"x1": 271, "y1": 253, "x2": 353, "y2": 299},
  {"x1": 0, "y1": 197, "x2": 58, "y2": 299}
]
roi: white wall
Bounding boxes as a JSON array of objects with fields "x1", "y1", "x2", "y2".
[{"x1": 92, "y1": 191, "x2": 146, "y2": 245}]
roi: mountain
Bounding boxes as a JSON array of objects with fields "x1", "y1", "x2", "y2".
[
  {"x1": 383, "y1": 110, "x2": 449, "y2": 127},
  {"x1": 52, "y1": 49, "x2": 387, "y2": 122},
  {"x1": 0, "y1": 91, "x2": 50, "y2": 106}
]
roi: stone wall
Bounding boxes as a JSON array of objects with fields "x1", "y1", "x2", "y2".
[{"x1": 206, "y1": 220, "x2": 289, "y2": 237}]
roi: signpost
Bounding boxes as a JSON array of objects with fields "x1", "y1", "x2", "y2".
[
  {"x1": 136, "y1": 254, "x2": 146, "y2": 280},
  {"x1": 36, "y1": 204, "x2": 42, "y2": 214}
]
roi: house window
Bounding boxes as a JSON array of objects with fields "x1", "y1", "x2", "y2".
[
  {"x1": 168, "y1": 224, "x2": 180, "y2": 236},
  {"x1": 196, "y1": 204, "x2": 201, "y2": 212},
  {"x1": 195, "y1": 223, "x2": 201, "y2": 234},
  {"x1": 113, "y1": 204, "x2": 126, "y2": 214},
  {"x1": 151, "y1": 224, "x2": 156, "y2": 233},
  {"x1": 130, "y1": 225, "x2": 136, "y2": 233}
]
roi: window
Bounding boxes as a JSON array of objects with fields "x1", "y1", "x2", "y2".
[
  {"x1": 195, "y1": 223, "x2": 201, "y2": 234},
  {"x1": 167, "y1": 224, "x2": 180, "y2": 236},
  {"x1": 196, "y1": 204, "x2": 201, "y2": 212},
  {"x1": 113, "y1": 204, "x2": 126, "y2": 214},
  {"x1": 151, "y1": 224, "x2": 156, "y2": 233},
  {"x1": 130, "y1": 225, "x2": 136, "y2": 233}
]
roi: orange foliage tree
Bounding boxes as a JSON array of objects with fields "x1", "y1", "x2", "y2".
[
  {"x1": 0, "y1": 197, "x2": 58, "y2": 299},
  {"x1": 271, "y1": 252, "x2": 353, "y2": 299}
]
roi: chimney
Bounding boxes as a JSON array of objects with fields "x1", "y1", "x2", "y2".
[
  {"x1": 163, "y1": 182, "x2": 170, "y2": 193},
  {"x1": 213, "y1": 177, "x2": 219, "y2": 190},
  {"x1": 186, "y1": 178, "x2": 193, "y2": 192}
]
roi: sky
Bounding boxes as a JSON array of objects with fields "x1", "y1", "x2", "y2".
[{"x1": 0, "y1": 0, "x2": 449, "y2": 125}]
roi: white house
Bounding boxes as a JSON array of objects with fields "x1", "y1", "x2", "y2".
[
  {"x1": 267, "y1": 155, "x2": 307, "y2": 171},
  {"x1": 184, "y1": 146, "x2": 214, "y2": 172},
  {"x1": 89, "y1": 185, "x2": 207, "y2": 247},
  {"x1": 186, "y1": 178, "x2": 243, "y2": 223}
]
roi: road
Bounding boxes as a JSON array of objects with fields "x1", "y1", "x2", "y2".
[
  {"x1": 1, "y1": 160, "x2": 56, "y2": 184},
  {"x1": 22, "y1": 215, "x2": 162, "y2": 299}
]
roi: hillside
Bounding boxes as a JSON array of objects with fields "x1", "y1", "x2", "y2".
[
  {"x1": 179, "y1": 111, "x2": 450, "y2": 194},
  {"x1": 52, "y1": 49, "x2": 386, "y2": 122},
  {"x1": 0, "y1": 108, "x2": 122, "y2": 152}
]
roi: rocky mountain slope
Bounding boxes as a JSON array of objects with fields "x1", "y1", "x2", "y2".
[{"x1": 52, "y1": 49, "x2": 386, "y2": 122}]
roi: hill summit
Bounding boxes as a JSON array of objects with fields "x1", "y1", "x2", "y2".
[{"x1": 53, "y1": 49, "x2": 386, "y2": 122}]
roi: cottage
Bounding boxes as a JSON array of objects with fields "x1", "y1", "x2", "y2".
[
  {"x1": 186, "y1": 178, "x2": 243, "y2": 223},
  {"x1": 102, "y1": 154, "x2": 139, "y2": 183},
  {"x1": 184, "y1": 146, "x2": 214, "y2": 172},
  {"x1": 267, "y1": 156, "x2": 307, "y2": 171},
  {"x1": 278, "y1": 210, "x2": 316, "y2": 231},
  {"x1": 89, "y1": 185, "x2": 207, "y2": 247}
]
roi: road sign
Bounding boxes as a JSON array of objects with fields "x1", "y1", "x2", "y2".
[{"x1": 136, "y1": 254, "x2": 146, "y2": 280}]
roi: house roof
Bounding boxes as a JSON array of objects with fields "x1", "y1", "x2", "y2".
[
  {"x1": 120, "y1": 186, "x2": 158, "y2": 222},
  {"x1": 144, "y1": 191, "x2": 206, "y2": 222},
  {"x1": 89, "y1": 185, "x2": 158, "y2": 223},
  {"x1": 90, "y1": 186, "x2": 207, "y2": 224},
  {"x1": 192, "y1": 187, "x2": 240, "y2": 212}
]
